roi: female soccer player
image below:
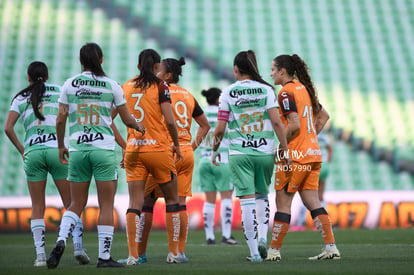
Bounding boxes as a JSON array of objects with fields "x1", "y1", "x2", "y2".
[
  {"x1": 211, "y1": 50, "x2": 290, "y2": 262},
  {"x1": 133, "y1": 57, "x2": 210, "y2": 264},
  {"x1": 46, "y1": 43, "x2": 145, "y2": 269},
  {"x1": 266, "y1": 54, "x2": 340, "y2": 261},
  {"x1": 199, "y1": 87, "x2": 238, "y2": 245},
  {"x1": 4, "y1": 61, "x2": 89, "y2": 267},
  {"x1": 121, "y1": 49, "x2": 183, "y2": 264}
]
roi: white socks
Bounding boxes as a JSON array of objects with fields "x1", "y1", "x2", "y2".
[
  {"x1": 31, "y1": 219, "x2": 46, "y2": 257},
  {"x1": 255, "y1": 194, "x2": 269, "y2": 243},
  {"x1": 98, "y1": 225, "x2": 114, "y2": 260},
  {"x1": 240, "y1": 198, "x2": 259, "y2": 256},
  {"x1": 221, "y1": 198, "x2": 233, "y2": 239},
  {"x1": 72, "y1": 217, "x2": 84, "y2": 251},
  {"x1": 203, "y1": 202, "x2": 216, "y2": 240},
  {"x1": 57, "y1": 210, "x2": 79, "y2": 245}
]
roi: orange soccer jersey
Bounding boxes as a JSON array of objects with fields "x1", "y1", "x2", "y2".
[
  {"x1": 277, "y1": 79, "x2": 322, "y2": 164},
  {"x1": 168, "y1": 83, "x2": 204, "y2": 151},
  {"x1": 122, "y1": 78, "x2": 172, "y2": 153}
]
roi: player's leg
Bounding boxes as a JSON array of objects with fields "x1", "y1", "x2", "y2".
[
  {"x1": 230, "y1": 155, "x2": 261, "y2": 262},
  {"x1": 199, "y1": 158, "x2": 216, "y2": 244},
  {"x1": 49, "y1": 148, "x2": 89, "y2": 265},
  {"x1": 300, "y1": 163, "x2": 339, "y2": 260},
  {"x1": 24, "y1": 150, "x2": 48, "y2": 266}
]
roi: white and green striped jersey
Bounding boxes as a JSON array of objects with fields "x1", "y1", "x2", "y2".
[
  {"x1": 199, "y1": 105, "x2": 229, "y2": 163},
  {"x1": 219, "y1": 80, "x2": 279, "y2": 155},
  {"x1": 10, "y1": 83, "x2": 61, "y2": 152},
  {"x1": 59, "y1": 72, "x2": 126, "y2": 151}
]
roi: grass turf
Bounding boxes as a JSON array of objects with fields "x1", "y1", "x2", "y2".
[{"x1": 0, "y1": 229, "x2": 413, "y2": 274}]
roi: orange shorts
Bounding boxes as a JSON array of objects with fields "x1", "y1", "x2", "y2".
[
  {"x1": 274, "y1": 162, "x2": 321, "y2": 193},
  {"x1": 175, "y1": 149, "x2": 194, "y2": 197},
  {"x1": 144, "y1": 149, "x2": 194, "y2": 198},
  {"x1": 144, "y1": 175, "x2": 164, "y2": 198},
  {"x1": 124, "y1": 151, "x2": 176, "y2": 183}
]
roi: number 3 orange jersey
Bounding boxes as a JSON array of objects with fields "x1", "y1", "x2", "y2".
[
  {"x1": 277, "y1": 79, "x2": 322, "y2": 164},
  {"x1": 122, "y1": 78, "x2": 172, "y2": 152}
]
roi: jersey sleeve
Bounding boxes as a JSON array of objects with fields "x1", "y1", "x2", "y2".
[
  {"x1": 158, "y1": 81, "x2": 171, "y2": 104},
  {"x1": 113, "y1": 82, "x2": 126, "y2": 107},
  {"x1": 218, "y1": 92, "x2": 230, "y2": 121},
  {"x1": 266, "y1": 88, "x2": 279, "y2": 110},
  {"x1": 192, "y1": 98, "x2": 204, "y2": 118},
  {"x1": 58, "y1": 80, "x2": 69, "y2": 105},
  {"x1": 9, "y1": 97, "x2": 21, "y2": 114},
  {"x1": 278, "y1": 88, "x2": 297, "y2": 116}
]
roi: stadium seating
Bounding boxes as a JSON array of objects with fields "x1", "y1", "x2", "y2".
[{"x1": 0, "y1": 0, "x2": 412, "y2": 196}]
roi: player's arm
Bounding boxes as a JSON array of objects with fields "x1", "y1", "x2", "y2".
[
  {"x1": 191, "y1": 100, "x2": 210, "y2": 151},
  {"x1": 56, "y1": 103, "x2": 69, "y2": 164},
  {"x1": 268, "y1": 107, "x2": 289, "y2": 153},
  {"x1": 4, "y1": 111, "x2": 24, "y2": 156},
  {"x1": 279, "y1": 89, "x2": 299, "y2": 143},
  {"x1": 116, "y1": 104, "x2": 146, "y2": 135},
  {"x1": 110, "y1": 107, "x2": 126, "y2": 149},
  {"x1": 315, "y1": 106, "x2": 330, "y2": 134},
  {"x1": 159, "y1": 82, "x2": 182, "y2": 161},
  {"x1": 285, "y1": 113, "x2": 300, "y2": 143}
]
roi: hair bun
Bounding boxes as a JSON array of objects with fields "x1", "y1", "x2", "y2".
[{"x1": 178, "y1": 57, "x2": 186, "y2": 66}]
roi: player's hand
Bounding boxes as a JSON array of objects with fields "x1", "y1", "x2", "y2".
[
  {"x1": 211, "y1": 150, "x2": 221, "y2": 167},
  {"x1": 135, "y1": 123, "x2": 146, "y2": 136},
  {"x1": 173, "y1": 145, "x2": 183, "y2": 163},
  {"x1": 59, "y1": 147, "x2": 69, "y2": 164}
]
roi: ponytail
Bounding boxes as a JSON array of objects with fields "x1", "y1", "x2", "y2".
[
  {"x1": 134, "y1": 49, "x2": 161, "y2": 89},
  {"x1": 79, "y1": 42, "x2": 106, "y2": 77},
  {"x1": 291, "y1": 54, "x2": 320, "y2": 114},
  {"x1": 12, "y1": 61, "x2": 48, "y2": 121},
  {"x1": 234, "y1": 50, "x2": 273, "y2": 89},
  {"x1": 274, "y1": 54, "x2": 320, "y2": 114}
]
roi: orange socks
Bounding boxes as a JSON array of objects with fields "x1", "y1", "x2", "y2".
[
  {"x1": 311, "y1": 208, "x2": 336, "y2": 244},
  {"x1": 178, "y1": 206, "x2": 188, "y2": 254},
  {"x1": 269, "y1": 212, "x2": 291, "y2": 249},
  {"x1": 138, "y1": 207, "x2": 154, "y2": 256},
  {"x1": 126, "y1": 209, "x2": 141, "y2": 258},
  {"x1": 165, "y1": 204, "x2": 180, "y2": 255}
]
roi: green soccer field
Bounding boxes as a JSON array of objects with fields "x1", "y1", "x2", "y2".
[{"x1": 0, "y1": 229, "x2": 413, "y2": 274}]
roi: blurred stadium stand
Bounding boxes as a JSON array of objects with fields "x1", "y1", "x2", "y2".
[{"x1": 0, "y1": 0, "x2": 413, "y2": 196}]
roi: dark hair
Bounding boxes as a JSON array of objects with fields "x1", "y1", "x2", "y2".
[
  {"x1": 12, "y1": 61, "x2": 48, "y2": 120},
  {"x1": 201, "y1": 87, "x2": 222, "y2": 105},
  {"x1": 162, "y1": 57, "x2": 185, "y2": 83},
  {"x1": 79, "y1": 42, "x2": 106, "y2": 76},
  {"x1": 273, "y1": 54, "x2": 320, "y2": 114},
  {"x1": 134, "y1": 49, "x2": 161, "y2": 89},
  {"x1": 234, "y1": 50, "x2": 273, "y2": 89}
]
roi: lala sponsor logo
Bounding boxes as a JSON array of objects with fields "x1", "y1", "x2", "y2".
[
  {"x1": 241, "y1": 134, "x2": 267, "y2": 148},
  {"x1": 77, "y1": 126, "x2": 104, "y2": 144},
  {"x1": 29, "y1": 128, "x2": 57, "y2": 146}
]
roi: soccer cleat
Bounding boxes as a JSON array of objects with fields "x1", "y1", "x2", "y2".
[
  {"x1": 34, "y1": 256, "x2": 46, "y2": 267},
  {"x1": 221, "y1": 236, "x2": 238, "y2": 245},
  {"x1": 47, "y1": 240, "x2": 65, "y2": 269},
  {"x1": 136, "y1": 254, "x2": 148, "y2": 264},
  {"x1": 74, "y1": 248, "x2": 90, "y2": 265},
  {"x1": 166, "y1": 252, "x2": 186, "y2": 263},
  {"x1": 246, "y1": 254, "x2": 263, "y2": 263},
  {"x1": 176, "y1": 253, "x2": 189, "y2": 263},
  {"x1": 206, "y1": 239, "x2": 216, "y2": 245},
  {"x1": 126, "y1": 256, "x2": 138, "y2": 265},
  {"x1": 266, "y1": 247, "x2": 281, "y2": 262},
  {"x1": 308, "y1": 246, "x2": 341, "y2": 260},
  {"x1": 96, "y1": 257, "x2": 125, "y2": 268},
  {"x1": 258, "y1": 238, "x2": 267, "y2": 259}
]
